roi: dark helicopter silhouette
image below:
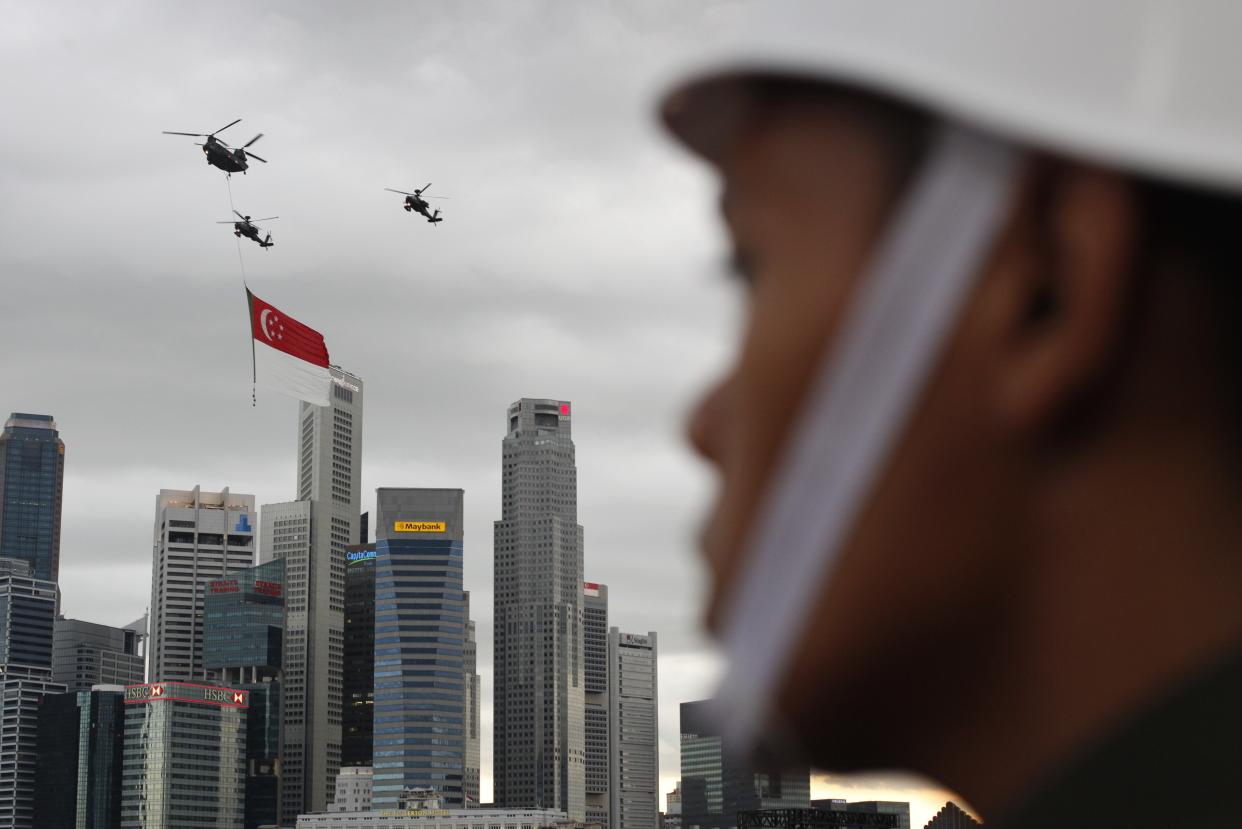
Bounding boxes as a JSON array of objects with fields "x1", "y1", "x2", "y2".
[
  {"x1": 163, "y1": 119, "x2": 266, "y2": 176},
  {"x1": 385, "y1": 183, "x2": 448, "y2": 225},
  {"x1": 218, "y1": 210, "x2": 276, "y2": 249}
]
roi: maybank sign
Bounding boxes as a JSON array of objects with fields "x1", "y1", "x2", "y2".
[{"x1": 393, "y1": 521, "x2": 446, "y2": 533}]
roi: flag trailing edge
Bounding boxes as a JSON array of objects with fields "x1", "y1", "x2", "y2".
[{"x1": 246, "y1": 288, "x2": 332, "y2": 406}]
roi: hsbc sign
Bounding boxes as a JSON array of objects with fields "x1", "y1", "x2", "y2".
[{"x1": 124, "y1": 682, "x2": 249, "y2": 708}]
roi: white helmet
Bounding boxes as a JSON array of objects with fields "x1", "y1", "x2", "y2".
[
  {"x1": 664, "y1": 0, "x2": 1242, "y2": 191},
  {"x1": 662, "y1": 0, "x2": 1242, "y2": 759}
]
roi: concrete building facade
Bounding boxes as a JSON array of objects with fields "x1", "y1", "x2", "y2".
[
  {"x1": 52, "y1": 618, "x2": 145, "y2": 692},
  {"x1": 493, "y1": 399, "x2": 585, "y2": 820},
  {"x1": 373, "y1": 488, "x2": 467, "y2": 808},
  {"x1": 262, "y1": 364, "x2": 363, "y2": 823},
  {"x1": 463, "y1": 597, "x2": 480, "y2": 807},
  {"x1": 583, "y1": 582, "x2": 609, "y2": 827},
  {"x1": 329, "y1": 766, "x2": 373, "y2": 813},
  {"x1": 148, "y1": 487, "x2": 256, "y2": 683},
  {"x1": 608, "y1": 630, "x2": 658, "y2": 829},
  {"x1": 0, "y1": 413, "x2": 64, "y2": 582}
]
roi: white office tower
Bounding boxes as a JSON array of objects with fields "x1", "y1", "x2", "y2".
[
  {"x1": 493, "y1": 399, "x2": 585, "y2": 821},
  {"x1": 608, "y1": 630, "x2": 659, "y2": 829},
  {"x1": 148, "y1": 487, "x2": 256, "y2": 682},
  {"x1": 264, "y1": 366, "x2": 363, "y2": 824},
  {"x1": 329, "y1": 767, "x2": 373, "y2": 813},
  {"x1": 583, "y1": 583, "x2": 610, "y2": 827}
]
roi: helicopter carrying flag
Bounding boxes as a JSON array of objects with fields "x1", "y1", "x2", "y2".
[{"x1": 245, "y1": 288, "x2": 331, "y2": 406}]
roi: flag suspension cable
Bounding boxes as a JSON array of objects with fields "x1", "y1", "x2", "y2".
[{"x1": 226, "y1": 176, "x2": 255, "y2": 407}]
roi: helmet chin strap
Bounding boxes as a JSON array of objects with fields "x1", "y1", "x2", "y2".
[{"x1": 711, "y1": 123, "x2": 1023, "y2": 760}]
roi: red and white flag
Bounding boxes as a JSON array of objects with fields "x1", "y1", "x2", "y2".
[{"x1": 246, "y1": 288, "x2": 331, "y2": 406}]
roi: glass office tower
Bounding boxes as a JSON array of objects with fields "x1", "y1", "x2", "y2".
[
  {"x1": 0, "y1": 413, "x2": 65, "y2": 582},
  {"x1": 202, "y1": 558, "x2": 284, "y2": 829},
  {"x1": 342, "y1": 544, "x2": 376, "y2": 768},
  {"x1": 120, "y1": 682, "x2": 248, "y2": 829},
  {"x1": 35, "y1": 685, "x2": 126, "y2": 829},
  {"x1": 372, "y1": 488, "x2": 466, "y2": 809}
]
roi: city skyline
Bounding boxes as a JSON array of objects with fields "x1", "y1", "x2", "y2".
[{"x1": 1, "y1": 4, "x2": 965, "y2": 825}]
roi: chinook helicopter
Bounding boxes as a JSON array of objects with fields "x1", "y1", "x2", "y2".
[
  {"x1": 163, "y1": 119, "x2": 266, "y2": 176},
  {"x1": 218, "y1": 211, "x2": 277, "y2": 249},
  {"x1": 385, "y1": 183, "x2": 448, "y2": 225}
]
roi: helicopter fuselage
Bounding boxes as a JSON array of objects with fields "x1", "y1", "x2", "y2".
[
  {"x1": 234, "y1": 222, "x2": 260, "y2": 241},
  {"x1": 203, "y1": 138, "x2": 248, "y2": 174},
  {"x1": 403, "y1": 194, "x2": 431, "y2": 216}
]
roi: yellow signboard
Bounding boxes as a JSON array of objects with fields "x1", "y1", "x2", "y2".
[{"x1": 393, "y1": 521, "x2": 446, "y2": 533}]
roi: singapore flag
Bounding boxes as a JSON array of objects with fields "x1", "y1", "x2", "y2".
[{"x1": 246, "y1": 288, "x2": 332, "y2": 406}]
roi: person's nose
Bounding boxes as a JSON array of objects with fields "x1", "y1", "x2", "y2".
[{"x1": 687, "y1": 375, "x2": 731, "y2": 466}]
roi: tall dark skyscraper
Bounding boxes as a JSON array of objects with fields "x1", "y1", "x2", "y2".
[
  {"x1": 35, "y1": 686, "x2": 126, "y2": 829},
  {"x1": 342, "y1": 543, "x2": 376, "y2": 768},
  {"x1": 494, "y1": 399, "x2": 585, "y2": 821},
  {"x1": 0, "y1": 561, "x2": 64, "y2": 829},
  {"x1": 0, "y1": 413, "x2": 65, "y2": 582},
  {"x1": 374, "y1": 488, "x2": 467, "y2": 808}
]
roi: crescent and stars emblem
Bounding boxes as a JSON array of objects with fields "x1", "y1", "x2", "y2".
[{"x1": 259, "y1": 308, "x2": 285, "y2": 343}]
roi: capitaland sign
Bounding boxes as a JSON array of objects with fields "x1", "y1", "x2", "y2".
[
  {"x1": 393, "y1": 520, "x2": 446, "y2": 533},
  {"x1": 124, "y1": 682, "x2": 248, "y2": 708}
]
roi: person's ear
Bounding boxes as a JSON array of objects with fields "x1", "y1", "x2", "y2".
[{"x1": 984, "y1": 162, "x2": 1139, "y2": 434}]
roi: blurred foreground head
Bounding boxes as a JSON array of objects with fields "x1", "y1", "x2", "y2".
[{"x1": 663, "y1": 0, "x2": 1242, "y2": 821}]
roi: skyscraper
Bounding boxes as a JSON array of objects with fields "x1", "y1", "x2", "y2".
[
  {"x1": 120, "y1": 682, "x2": 249, "y2": 829},
  {"x1": 35, "y1": 686, "x2": 126, "y2": 829},
  {"x1": 265, "y1": 365, "x2": 363, "y2": 821},
  {"x1": 202, "y1": 558, "x2": 285, "y2": 829},
  {"x1": 0, "y1": 413, "x2": 65, "y2": 582},
  {"x1": 680, "y1": 700, "x2": 810, "y2": 829},
  {"x1": 494, "y1": 399, "x2": 586, "y2": 821},
  {"x1": 52, "y1": 618, "x2": 145, "y2": 692},
  {"x1": 583, "y1": 582, "x2": 610, "y2": 827},
  {"x1": 373, "y1": 488, "x2": 467, "y2": 808},
  {"x1": 608, "y1": 630, "x2": 658, "y2": 829},
  {"x1": 463, "y1": 598, "x2": 480, "y2": 807},
  {"x1": 0, "y1": 563, "x2": 63, "y2": 829},
  {"x1": 202, "y1": 558, "x2": 285, "y2": 684},
  {"x1": 342, "y1": 543, "x2": 376, "y2": 769},
  {"x1": 147, "y1": 487, "x2": 256, "y2": 683}
]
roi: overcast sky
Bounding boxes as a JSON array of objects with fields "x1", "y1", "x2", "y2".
[{"x1": 1, "y1": 2, "x2": 963, "y2": 824}]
